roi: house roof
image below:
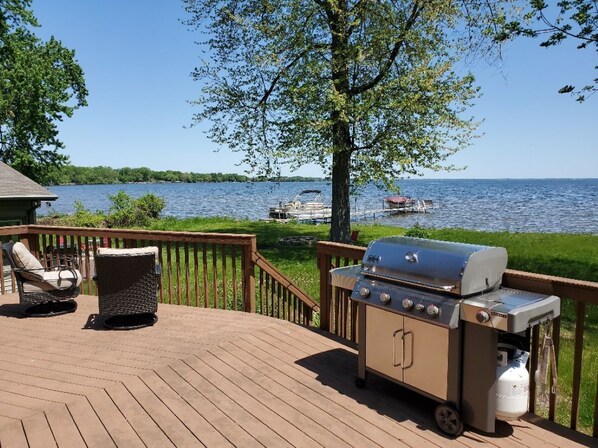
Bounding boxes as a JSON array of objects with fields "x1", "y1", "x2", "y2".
[{"x1": 0, "y1": 162, "x2": 58, "y2": 201}]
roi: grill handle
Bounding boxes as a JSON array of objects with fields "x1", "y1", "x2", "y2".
[
  {"x1": 364, "y1": 271, "x2": 457, "y2": 293},
  {"x1": 403, "y1": 331, "x2": 414, "y2": 369},
  {"x1": 392, "y1": 329, "x2": 404, "y2": 367}
]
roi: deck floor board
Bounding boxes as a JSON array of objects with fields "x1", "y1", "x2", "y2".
[
  {"x1": 21, "y1": 412, "x2": 56, "y2": 448},
  {"x1": 105, "y1": 381, "x2": 174, "y2": 448},
  {"x1": 85, "y1": 389, "x2": 146, "y2": 448},
  {"x1": 153, "y1": 364, "x2": 263, "y2": 448},
  {"x1": 44, "y1": 403, "x2": 86, "y2": 448},
  {"x1": 0, "y1": 293, "x2": 593, "y2": 447},
  {"x1": 0, "y1": 420, "x2": 28, "y2": 448},
  {"x1": 171, "y1": 358, "x2": 294, "y2": 448}
]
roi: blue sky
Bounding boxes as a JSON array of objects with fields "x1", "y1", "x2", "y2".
[{"x1": 33, "y1": 1, "x2": 597, "y2": 179}]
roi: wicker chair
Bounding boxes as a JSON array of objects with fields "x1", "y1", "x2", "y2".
[
  {"x1": 2, "y1": 241, "x2": 80, "y2": 317},
  {"x1": 94, "y1": 247, "x2": 161, "y2": 329}
]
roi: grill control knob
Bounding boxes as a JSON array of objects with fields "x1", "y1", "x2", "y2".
[
  {"x1": 476, "y1": 310, "x2": 490, "y2": 323},
  {"x1": 401, "y1": 298, "x2": 414, "y2": 311},
  {"x1": 358, "y1": 287, "x2": 370, "y2": 298},
  {"x1": 379, "y1": 292, "x2": 391, "y2": 304},
  {"x1": 415, "y1": 303, "x2": 425, "y2": 312},
  {"x1": 426, "y1": 304, "x2": 440, "y2": 318}
]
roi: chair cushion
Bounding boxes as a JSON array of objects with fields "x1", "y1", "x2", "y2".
[
  {"x1": 22, "y1": 269, "x2": 82, "y2": 292},
  {"x1": 11, "y1": 242, "x2": 44, "y2": 281},
  {"x1": 97, "y1": 246, "x2": 159, "y2": 260}
]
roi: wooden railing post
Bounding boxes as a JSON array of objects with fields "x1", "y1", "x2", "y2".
[
  {"x1": 243, "y1": 236, "x2": 257, "y2": 313},
  {"x1": 317, "y1": 243, "x2": 332, "y2": 332},
  {"x1": 317, "y1": 241, "x2": 366, "y2": 334},
  {"x1": 17, "y1": 227, "x2": 35, "y2": 252}
]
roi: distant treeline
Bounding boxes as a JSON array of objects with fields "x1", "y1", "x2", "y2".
[{"x1": 44, "y1": 165, "x2": 324, "y2": 185}]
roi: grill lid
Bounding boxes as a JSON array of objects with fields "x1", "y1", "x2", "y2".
[{"x1": 361, "y1": 237, "x2": 508, "y2": 296}]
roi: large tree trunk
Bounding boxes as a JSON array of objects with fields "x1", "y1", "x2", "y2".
[
  {"x1": 330, "y1": 149, "x2": 351, "y2": 242},
  {"x1": 328, "y1": 0, "x2": 351, "y2": 243}
]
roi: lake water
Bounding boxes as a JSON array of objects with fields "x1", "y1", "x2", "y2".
[{"x1": 42, "y1": 179, "x2": 598, "y2": 234}]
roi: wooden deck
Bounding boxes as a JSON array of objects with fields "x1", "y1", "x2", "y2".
[{"x1": 0, "y1": 294, "x2": 593, "y2": 448}]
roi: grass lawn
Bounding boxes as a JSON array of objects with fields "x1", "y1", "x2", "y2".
[
  {"x1": 151, "y1": 217, "x2": 598, "y2": 290},
  {"x1": 151, "y1": 216, "x2": 598, "y2": 434}
]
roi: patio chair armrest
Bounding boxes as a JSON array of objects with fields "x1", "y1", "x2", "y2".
[
  {"x1": 13, "y1": 267, "x2": 45, "y2": 275},
  {"x1": 56, "y1": 267, "x2": 79, "y2": 279}
]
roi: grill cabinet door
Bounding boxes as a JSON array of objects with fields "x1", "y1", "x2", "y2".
[
  {"x1": 366, "y1": 306, "x2": 404, "y2": 382},
  {"x1": 402, "y1": 316, "x2": 449, "y2": 400},
  {"x1": 365, "y1": 306, "x2": 450, "y2": 400}
]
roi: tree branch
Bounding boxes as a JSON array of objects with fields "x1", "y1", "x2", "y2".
[
  {"x1": 257, "y1": 45, "x2": 326, "y2": 107},
  {"x1": 536, "y1": 7, "x2": 598, "y2": 43},
  {"x1": 348, "y1": 2, "x2": 422, "y2": 96}
]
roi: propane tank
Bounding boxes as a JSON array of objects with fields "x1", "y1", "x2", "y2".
[{"x1": 496, "y1": 345, "x2": 530, "y2": 421}]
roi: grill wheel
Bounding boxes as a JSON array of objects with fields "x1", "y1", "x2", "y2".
[{"x1": 434, "y1": 403, "x2": 463, "y2": 436}]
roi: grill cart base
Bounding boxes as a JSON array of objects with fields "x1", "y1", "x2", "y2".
[{"x1": 330, "y1": 237, "x2": 560, "y2": 437}]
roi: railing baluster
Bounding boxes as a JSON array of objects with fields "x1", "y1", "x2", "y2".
[
  {"x1": 184, "y1": 242, "x2": 190, "y2": 306},
  {"x1": 0, "y1": 245, "x2": 5, "y2": 294},
  {"x1": 286, "y1": 288, "x2": 290, "y2": 322},
  {"x1": 175, "y1": 241, "x2": 181, "y2": 305},
  {"x1": 269, "y1": 274, "x2": 274, "y2": 317},
  {"x1": 342, "y1": 288, "x2": 349, "y2": 339},
  {"x1": 212, "y1": 244, "x2": 218, "y2": 309},
  {"x1": 293, "y1": 293, "x2": 297, "y2": 323},
  {"x1": 221, "y1": 244, "x2": 227, "y2": 310},
  {"x1": 193, "y1": 243, "x2": 199, "y2": 307},
  {"x1": 318, "y1": 252, "x2": 332, "y2": 332},
  {"x1": 276, "y1": 282, "x2": 284, "y2": 319},
  {"x1": 259, "y1": 267, "x2": 264, "y2": 315},
  {"x1": 334, "y1": 286, "x2": 340, "y2": 337},
  {"x1": 157, "y1": 242, "x2": 164, "y2": 303},
  {"x1": 262, "y1": 270, "x2": 270, "y2": 316},
  {"x1": 351, "y1": 297, "x2": 358, "y2": 343},
  {"x1": 231, "y1": 245, "x2": 238, "y2": 311},
  {"x1": 549, "y1": 316, "x2": 561, "y2": 421},
  {"x1": 202, "y1": 243, "x2": 208, "y2": 308},
  {"x1": 571, "y1": 301, "x2": 586, "y2": 430},
  {"x1": 166, "y1": 241, "x2": 173, "y2": 305},
  {"x1": 40, "y1": 234, "x2": 48, "y2": 268},
  {"x1": 529, "y1": 325, "x2": 540, "y2": 414}
]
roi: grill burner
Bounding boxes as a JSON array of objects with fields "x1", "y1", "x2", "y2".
[{"x1": 332, "y1": 236, "x2": 560, "y2": 436}]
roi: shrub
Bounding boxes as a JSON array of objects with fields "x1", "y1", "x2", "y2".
[
  {"x1": 70, "y1": 200, "x2": 106, "y2": 228},
  {"x1": 404, "y1": 223, "x2": 431, "y2": 239},
  {"x1": 105, "y1": 191, "x2": 166, "y2": 228}
]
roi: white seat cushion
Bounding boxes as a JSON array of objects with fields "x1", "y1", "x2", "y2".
[
  {"x1": 22, "y1": 269, "x2": 82, "y2": 293},
  {"x1": 11, "y1": 242, "x2": 44, "y2": 281},
  {"x1": 97, "y1": 246, "x2": 159, "y2": 260}
]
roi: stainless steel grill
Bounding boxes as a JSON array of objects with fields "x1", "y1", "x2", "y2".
[{"x1": 333, "y1": 236, "x2": 560, "y2": 436}]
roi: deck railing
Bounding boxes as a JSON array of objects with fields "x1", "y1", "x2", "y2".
[
  {"x1": 0, "y1": 225, "x2": 318, "y2": 326},
  {"x1": 2, "y1": 226, "x2": 596, "y2": 436},
  {"x1": 316, "y1": 241, "x2": 598, "y2": 438}
]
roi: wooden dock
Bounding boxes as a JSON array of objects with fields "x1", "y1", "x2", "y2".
[
  {"x1": 266, "y1": 200, "x2": 434, "y2": 224},
  {"x1": 0, "y1": 292, "x2": 593, "y2": 447}
]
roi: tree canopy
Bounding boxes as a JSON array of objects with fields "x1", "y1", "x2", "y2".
[
  {"x1": 184, "y1": 0, "x2": 515, "y2": 241},
  {"x1": 43, "y1": 164, "x2": 320, "y2": 185},
  {"x1": 0, "y1": 0, "x2": 88, "y2": 183}
]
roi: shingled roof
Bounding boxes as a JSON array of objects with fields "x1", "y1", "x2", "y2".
[{"x1": 0, "y1": 162, "x2": 58, "y2": 200}]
